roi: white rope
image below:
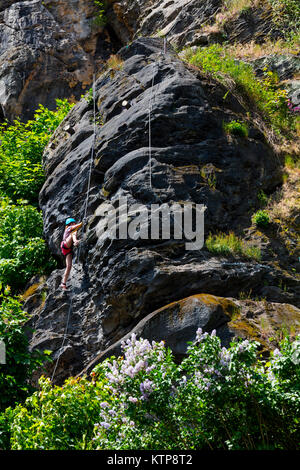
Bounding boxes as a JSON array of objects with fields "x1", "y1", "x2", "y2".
[
  {"x1": 148, "y1": 69, "x2": 156, "y2": 189},
  {"x1": 51, "y1": 74, "x2": 97, "y2": 382},
  {"x1": 80, "y1": 74, "x2": 96, "y2": 236}
]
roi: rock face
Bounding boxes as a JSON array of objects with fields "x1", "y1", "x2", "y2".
[
  {"x1": 0, "y1": 1, "x2": 297, "y2": 385},
  {"x1": 0, "y1": 0, "x2": 119, "y2": 121},
  {"x1": 106, "y1": 0, "x2": 222, "y2": 48},
  {"x1": 22, "y1": 37, "x2": 297, "y2": 383},
  {"x1": 223, "y1": 5, "x2": 279, "y2": 45},
  {"x1": 80, "y1": 293, "x2": 300, "y2": 376}
]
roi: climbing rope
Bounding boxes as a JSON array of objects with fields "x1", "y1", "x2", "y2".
[
  {"x1": 51, "y1": 74, "x2": 97, "y2": 382},
  {"x1": 148, "y1": 71, "x2": 155, "y2": 189}
]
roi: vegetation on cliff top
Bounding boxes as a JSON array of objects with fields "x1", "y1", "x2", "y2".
[{"x1": 185, "y1": 44, "x2": 299, "y2": 138}]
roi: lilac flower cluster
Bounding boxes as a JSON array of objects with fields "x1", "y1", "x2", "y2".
[
  {"x1": 237, "y1": 339, "x2": 250, "y2": 354},
  {"x1": 94, "y1": 401, "x2": 134, "y2": 438},
  {"x1": 219, "y1": 347, "x2": 231, "y2": 368},
  {"x1": 105, "y1": 333, "x2": 164, "y2": 403},
  {"x1": 140, "y1": 379, "x2": 154, "y2": 400},
  {"x1": 195, "y1": 327, "x2": 216, "y2": 343},
  {"x1": 93, "y1": 334, "x2": 167, "y2": 442},
  {"x1": 273, "y1": 348, "x2": 282, "y2": 357},
  {"x1": 192, "y1": 370, "x2": 213, "y2": 392}
]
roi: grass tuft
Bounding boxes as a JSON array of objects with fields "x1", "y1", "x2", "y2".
[{"x1": 205, "y1": 232, "x2": 261, "y2": 260}]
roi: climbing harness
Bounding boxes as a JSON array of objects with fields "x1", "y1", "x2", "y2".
[{"x1": 51, "y1": 74, "x2": 97, "y2": 382}]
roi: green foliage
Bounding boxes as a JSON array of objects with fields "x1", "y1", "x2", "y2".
[
  {"x1": 0, "y1": 199, "x2": 56, "y2": 291},
  {"x1": 252, "y1": 209, "x2": 271, "y2": 227},
  {"x1": 205, "y1": 232, "x2": 261, "y2": 260},
  {"x1": 257, "y1": 189, "x2": 268, "y2": 207},
  {"x1": 93, "y1": 0, "x2": 107, "y2": 28},
  {"x1": 268, "y1": 0, "x2": 300, "y2": 35},
  {"x1": 2, "y1": 374, "x2": 111, "y2": 450},
  {"x1": 0, "y1": 297, "x2": 50, "y2": 416},
  {"x1": 223, "y1": 120, "x2": 248, "y2": 137},
  {"x1": 3, "y1": 333, "x2": 299, "y2": 450},
  {"x1": 0, "y1": 99, "x2": 73, "y2": 203},
  {"x1": 185, "y1": 44, "x2": 296, "y2": 135},
  {"x1": 0, "y1": 99, "x2": 72, "y2": 291},
  {"x1": 285, "y1": 154, "x2": 300, "y2": 169},
  {"x1": 82, "y1": 87, "x2": 94, "y2": 104}
]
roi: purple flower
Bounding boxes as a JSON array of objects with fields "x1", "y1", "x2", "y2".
[
  {"x1": 128, "y1": 396, "x2": 138, "y2": 404},
  {"x1": 273, "y1": 348, "x2": 282, "y2": 357},
  {"x1": 100, "y1": 401, "x2": 109, "y2": 409},
  {"x1": 205, "y1": 382, "x2": 211, "y2": 391},
  {"x1": 196, "y1": 327, "x2": 203, "y2": 339},
  {"x1": 238, "y1": 340, "x2": 250, "y2": 353},
  {"x1": 100, "y1": 421, "x2": 111, "y2": 429},
  {"x1": 140, "y1": 379, "x2": 154, "y2": 393}
]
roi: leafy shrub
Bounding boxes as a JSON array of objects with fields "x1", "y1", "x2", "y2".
[
  {"x1": 252, "y1": 209, "x2": 271, "y2": 227},
  {"x1": 0, "y1": 99, "x2": 72, "y2": 291},
  {"x1": 0, "y1": 200, "x2": 56, "y2": 290},
  {"x1": 3, "y1": 333, "x2": 299, "y2": 450},
  {"x1": 185, "y1": 44, "x2": 296, "y2": 135},
  {"x1": 0, "y1": 99, "x2": 73, "y2": 203},
  {"x1": 268, "y1": 0, "x2": 300, "y2": 35},
  {"x1": 0, "y1": 297, "x2": 50, "y2": 415},
  {"x1": 223, "y1": 120, "x2": 248, "y2": 137},
  {"x1": 93, "y1": 0, "x2": 107, "y2": 28},
  {"x1": 205, "y1": 232, "x2": 261, "y2": 260},
  {"x1": 2, "y1": 374, "x2": 111, "y2": 450}
]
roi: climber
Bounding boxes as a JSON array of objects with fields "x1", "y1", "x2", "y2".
[{"x1": 60, "y1": 218, "x2": 82, "y2": 290}]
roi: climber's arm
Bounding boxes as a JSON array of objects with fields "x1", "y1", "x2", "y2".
[{"x1": 71, "y1": 222, "x2": 82, "y2": 246}]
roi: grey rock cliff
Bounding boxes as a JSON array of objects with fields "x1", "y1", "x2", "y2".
[
  {"x1": 0, "y1": 0, "x2": 118, "y2": 121},
  {"x1": 22, "y1": 37, "x2": 298, "y2": 383}
]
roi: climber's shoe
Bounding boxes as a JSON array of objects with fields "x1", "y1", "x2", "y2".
[{"x1": 61, "y1": 282, "x2": 68, "y2": 290}]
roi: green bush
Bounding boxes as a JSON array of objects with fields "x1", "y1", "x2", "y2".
[
  {"x1": 2, "y1": 373, "x2": 111, "y2": 450},
  {"x1": 185, "y1": 44, "x2": 295, "y2": 135},
  {"x1": 0, "y1": 99, "x2": 73, "y2": 291},
  {"x1": 205, "y1": 232, "x2": 261, "y2": 260},
  {"x1": 269, "y1": 0, "x2": 300, "y2": 35},
  {"x1": 0, "y1": 200, "x2": 56, "y2": 290},
  {"x1": 93, "y1": 0, "x2": 107, "y2": 28},
  {"x1": 0, "y1": 297, "x2": 50, "y2": 415},
  {"x1": 3, "y1": 333, "x2": 299, "y2": 450},
  {"x1": 252, "y1": 209, "x2": 271, "y2": 227},
  {"x1": 0, "y1": 99, "x2": 73, "y2": 203},
  {"x1": 223, "y1": 120, "x2": 248, "y2": 137}
]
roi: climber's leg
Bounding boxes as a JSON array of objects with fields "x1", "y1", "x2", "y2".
[
  {"x1": 61, "y1": 253, "x2": 73, "y2": 289},
  {"x1": 64, "y1": 234, "x2": 73, "y2": 249}
]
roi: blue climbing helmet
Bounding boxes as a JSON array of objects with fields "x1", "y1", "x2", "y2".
[{"x1": 65, "y1": 217, "x2": 76, "y2": 226}]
